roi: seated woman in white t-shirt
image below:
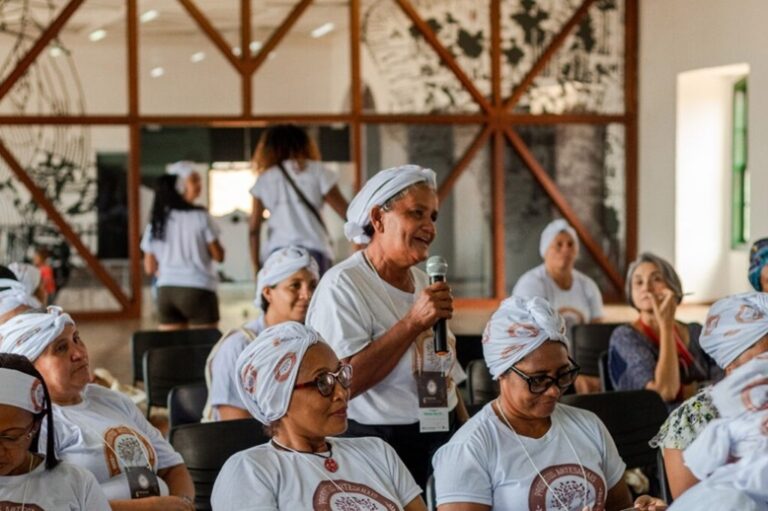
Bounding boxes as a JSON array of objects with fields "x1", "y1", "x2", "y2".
[
  {"x1": 211, "y1": 322, "x2": 426, "y2": 511},
  {"x1": 0, "y1": 353, "x2": 110, "y2": 510},
  {"x1": 432, "y1": 296, "x2": 664, "y2": 511},
  {"x1": 0, "y1": 265, "x2": 37, "y2": 324},
  {"x1": 203, "y1": 246, "x2": 319, "y2": 421},
  {"x1": 249, "y1": 124, "x2": 349, "y2": 276},
  {"x1": 306, "y1": 164, "x2": 467, "y2": 490},
  {"x1": 0, "y1": 307, "x2": 195, "y2": 511},
  {"x1": 141, "y1": 165, "x2": 225, "y2": 330}
]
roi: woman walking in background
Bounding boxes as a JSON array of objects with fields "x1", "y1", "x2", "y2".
[
  {"x1": 141, "y1": 166, "x2": 225, "y2": 330},
  {"x1": 248, "y1": 124, "x2": 348, "y2": 276}
]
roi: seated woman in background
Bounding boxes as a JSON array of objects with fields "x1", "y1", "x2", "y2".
[
  {"x1": 211, "y1": 322, "x2": 426, "y2": 511},
  {"x1": 0, "y1": 353, "x2": 110, "y2": 510},
  {"x1": 668, "y1": 354, "x2": 768, "y2": 510},
  {"x1": 748, "y1": 237, "x2": 768, "y2": 292},
  {"x1": 141, "y1": 165, "x2": 225, "y2": 331},
  {"x1": 432, "y1": 296, "x2": 663, "y2": 511},
  {"x1": 8, "y1": 262, "x2": 47, "y2": 307},
  {"x1": 203, "y1": 246, "x2": 319, "y2": 421},
  {"x1": 608, "y1": 252, "x2": 721, "y2": 409},
  {"x1": 0, "y1": 307, "x2": 195, "y2": 511},
  {"x1": 651, "y1": 292, "x2": 768, "y2": 499}
]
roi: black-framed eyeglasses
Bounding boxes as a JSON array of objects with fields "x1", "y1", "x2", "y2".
[
  {"x1": 294, "y1": 364, "x2": 353, "y2": 397},
  {"x1": 505, "y1": 358, "x2": 580, "y2": 394}
]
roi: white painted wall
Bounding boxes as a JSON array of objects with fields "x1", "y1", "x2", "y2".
[{"x1": 640, "y1": 0, "x2": 768, "y2": 299}]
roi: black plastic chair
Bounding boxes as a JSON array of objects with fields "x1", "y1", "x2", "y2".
[
  {"x1": 570, "y1": 323, "x2": 622, "y2": 377},
  {"x1": 454, "y1": 334, "x2": 483, "y2": 370},
  {"x1": 169, "y1": 419, "x2": 270, "y2": 511},
  {"x1": 465, "y1": 359, "x2": 498, "y2": 406},
  {"x1": 168, "y1": 382, "x2": 208, "y2": 430},
  {"x1": 131, "y1": 328, "x2": 221, "y2": 385},
  {"x1": 142, "y1": 344, "x2": 211, "y2": 418},
  {"x1": 561, "y1": 389, "x2": 670, "y2": 502},
  {"x1": 598, "y1": 350, "x2": 614, "y2": 391}
]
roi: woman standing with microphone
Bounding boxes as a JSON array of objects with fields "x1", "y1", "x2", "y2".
[{"x1": 307, "y1": 164, "x2": 467, "y2": 490}]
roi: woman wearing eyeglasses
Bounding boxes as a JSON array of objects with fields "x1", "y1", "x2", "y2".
[
  {"x1": 432, "y1": 296, "x2": 664, "y2": 511},
  {"x1": 211, "y1": 322, "x2": 427, "y2": 511},
  {"x1": 0, "y1": 353, "x2": 110, "y2": 510}
]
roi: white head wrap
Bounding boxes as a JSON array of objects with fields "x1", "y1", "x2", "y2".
[
  {"x1": 344, "y1": 164, "x2": 437, "y2": 245},
  {"x1": 7, "y1": 263, "x2": 42, "y2": 308},
  {"x1": 482, "y1": 296, "x2": 569, "y2": 379},
  {"x1": 682, "y1": 355, "x2": 768, "y2": 494},
  {"x1": 0, "y1": 279, "x2": 38, "y2": 317},
  {"x1": 0, "y1": 367, "x2": 46, "y2": 414},
  {"x1": 166, "y1": 160, "x2": 196, "y2": 195},
  {"x1": 235, "y1": 321, "x2": 321, "y2": 424},
  {"x1": 699, "y1": 292, "x2": 768, "y2": 369},
  {"x1": 539, "y1": 219, "x2": 578, "y2": 258},
  {"x1": 255, "y1": 247, "x2": 319, "y2": 312},
  {"x1": 0, "y1": 306, "x2": 75, "y2": 361}
]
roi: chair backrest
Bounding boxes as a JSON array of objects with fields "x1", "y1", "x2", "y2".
[
  {"x1": 598, "y1": 351, "x2": 614, "y2": 391},
  {"x1": 465, "y1": 359, "x2": 498, "y2": 406},
  {"x1": 561, "y1": 389, "x2": 668, "y2": 469},
  {"x1": 169, "y1": 419, "x2": 269, "y2": 511},
  {"x1": 454, "y1": 334, "x2": 483, "y2": 369},
  {"x1": 571, "y1": 323, "x2": 622, "y2": 376},
  {"x1": 131, "y1": 328, "x2": 221, "y2": 385},
  {"x1": 168, "y1": 382, "x2": 208, "y2": 430},
  {"x1": 143, "y1": 344, "x2": 212, "y2": 416}
]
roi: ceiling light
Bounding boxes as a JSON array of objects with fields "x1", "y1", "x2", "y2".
[
  {"x1": 232, "y1": 46, "x2": 242, "y2": 57},
  {"x1": 311, "y1": 22, "x2": 334, "y2": 38},
  {"x1": 150, "y1": 66, "x2": 165, "y2": 78},
  {"x1": 249, "y1": 41, "x2": 262, "y2": 54},
  {"x1": 140, "y1": 10, "x2": 159, "y2": 23},
  {"x1": 49, "y1": 46, "x2": 64, "y2": 58},
  {"x1": 89, "y1": 29, "x2": 107, "y2": 42},
  {"x1": 190, "y1": 51, "x2": 206, "y2": 63}
]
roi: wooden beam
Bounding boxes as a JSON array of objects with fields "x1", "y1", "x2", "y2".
[
  {"x1": 127, "y1": 0, "x2": 139, "y2": 116},
  {"x1": 246, "y1": 0, "x2": 314, "y2": 75},
  {"x1": 503, "y1": 126, "x2": 624, "y2": 292},
  {"x1": 0, "y1": 140, "x2": 132, "y2": 309},
  {"x1": 625, "y1": 0, "x2": 639, "y2": 270},
  {"x1": 507, "y1": 113, "x2": 626, "y2": 125},
  {"x1": 437, "y1": 124, "x2": 491, "y2": 201},
  {"x1": 350, "y1": 0, "x2": 363, "y2": 191},
  {"x1": 393, "y1": 0, "x2": 491, "y2": 113},
  {"x1": 241, "y1": 0, "x2": 252, "y2": 116},
  {"x1": 490, "y1": 0, "x2": 501, "y2": 108},
  {"x1": 491, "y1": 129, "x2": 507, "y2": 298},
  {"x1": 0, "y1": 0, "x2": 86, "y2": 101},
  {"x1": 176, "y1": 0, "x2": 244, "y2": 72},
  {"x1": 504, "y1": 0, "x2": 597, "y2": 110},
  {"x1": 360, "y1": 113, "x2": 485, "y2": 124},
  {"x1": 126, "y1": 0, "x2": 141, "y2": 318}
]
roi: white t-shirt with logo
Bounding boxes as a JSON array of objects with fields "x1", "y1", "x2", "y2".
[
  {"x1": 205, "y1": 316, "x2": 265, "y2": 421},
  {"x1": 43, "y1": 384, "x2": 184, "y2": 501},
  {"x1": 140, "y1": 209, "x2": 221, "y2": 291},
  {"x1": 0, "y1": 459, "x2": 110, "y2": 510},
  {"x1": 306, "y1": 251, "x2": 466, "y2": 425},
  {"x1": 432, "y1": 403, "x2": 626, "y2": 511},
  {"x1": 250, "y1": 159, "x2": 338, "y2": 260},
  {"x1": 512, "y1": 264, "x2": 604, "y2": 333},
  {"x1": 211, "y1": 436, "x2": 421, "y2": 511}
]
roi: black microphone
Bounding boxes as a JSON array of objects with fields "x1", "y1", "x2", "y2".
[{"x1": 426, "y1": 255, "x2": 449, "y2": 355}]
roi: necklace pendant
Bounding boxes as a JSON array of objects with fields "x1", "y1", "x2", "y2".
[{"x1": 324, "y1": 457, "x2": 338, "y2": 473}]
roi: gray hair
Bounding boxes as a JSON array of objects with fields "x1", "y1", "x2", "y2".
[{"x1": 625, "y1": 252, "x2": 684, "y2": 308}]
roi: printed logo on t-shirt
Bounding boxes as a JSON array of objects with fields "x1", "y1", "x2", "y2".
[
  {"x1": 103, "y1": 426, "x2": 157, "y2": 477},
  {"x1": 313, "y1": 480, "x2": 399, "y2": 511},
  {"x1": 29, "y1": 378, "x2": 45, "y2": 413},
  {"x1": 274, "y1": 352, "x2": 297, "y2": 383},
  {"x1": 0, "y1": 502, "x2": 44, "y2": 511},
  {"x1": 528, "y1": 464, "x2": 606, "y2": 511}
]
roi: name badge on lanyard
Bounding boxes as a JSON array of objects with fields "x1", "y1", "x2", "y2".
[
  {"x1": 125, "y1": 466, "x2": 161, "y2": 499},
  {"x1": 417, "y1": 371, "x2": 449, "y2": 433}
]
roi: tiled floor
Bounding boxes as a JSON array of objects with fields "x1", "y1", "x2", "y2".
[{"x1": 79, "y1": 289, "x2": 710, "y2": 385}]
